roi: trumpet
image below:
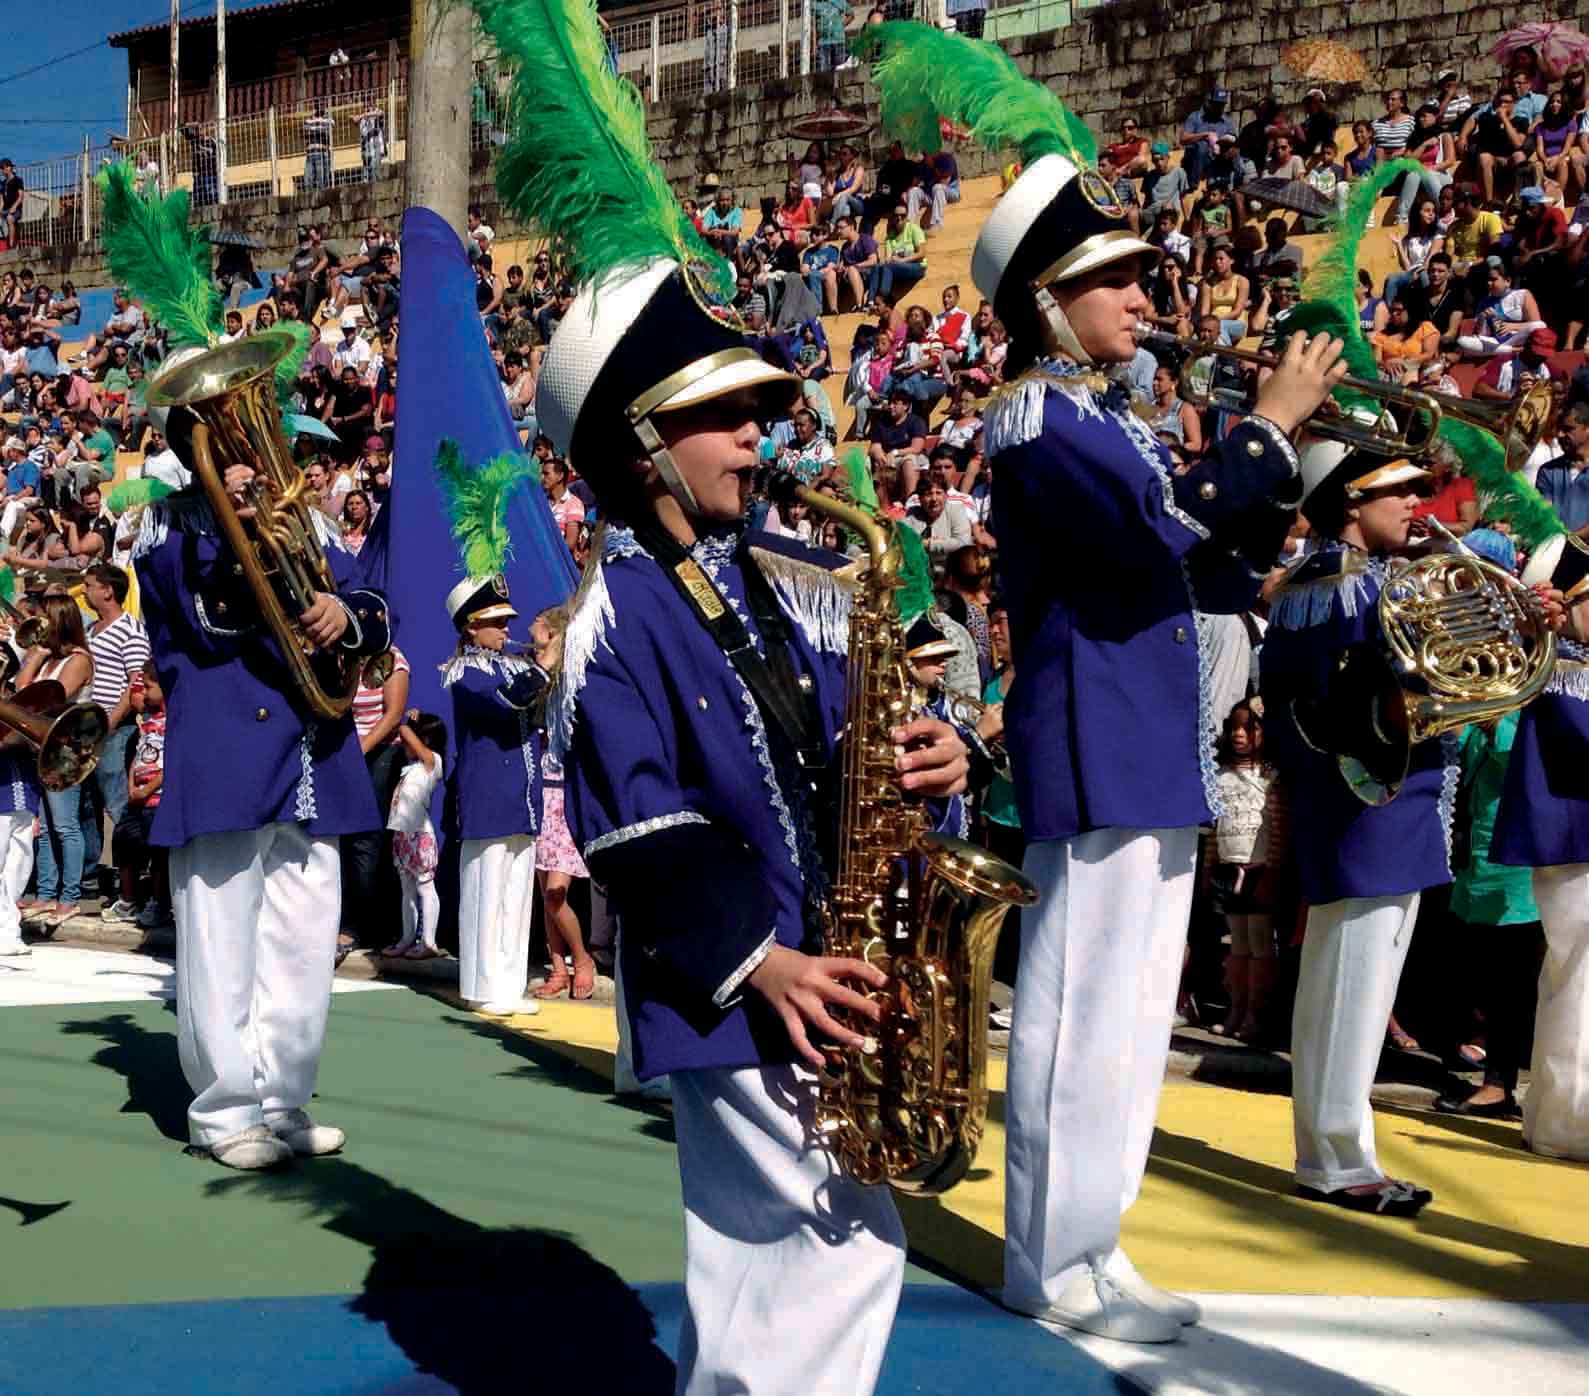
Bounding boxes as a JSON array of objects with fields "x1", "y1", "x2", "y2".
[
  {"x1": 0, "y1": 597, "x2": 47, "y2": 651},
  {"x1": 0, "y1": 680, "x2": 108, "y2": 791},
  {"x1": 1136, "y1": 326, "x2": 1555, "y2": 472}
]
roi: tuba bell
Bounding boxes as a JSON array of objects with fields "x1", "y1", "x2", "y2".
[
  {"x1": 145, "y1": 333, "x2": 361, "y2": 721},
  {"x1": 0, "y1": 680, "x2": 109, "y2": 791}
]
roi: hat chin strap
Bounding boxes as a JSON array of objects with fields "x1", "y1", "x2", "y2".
[
  {"x1": 1034, "y1": 285, "x2": 1093, "y2": 367},
  {"x1": 630, "y1": 412, "x2": 703, "y2": 517}
]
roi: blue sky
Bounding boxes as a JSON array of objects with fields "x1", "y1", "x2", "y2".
[{"x1": 0, "y1": 1, "x2": 223, "y2": 168}]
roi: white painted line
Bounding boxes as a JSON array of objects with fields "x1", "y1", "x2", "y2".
[
  {"x1": 1058, "y1": 1295, "x2": 1589, "y2": 1395},
  {"x1": 0, "y1": 945, "x2": 395, "y2": 1008}
]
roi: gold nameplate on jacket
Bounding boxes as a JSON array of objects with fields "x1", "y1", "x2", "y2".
[{"x1": 675, "y1": 559, "x2": 726, "y2": 620}]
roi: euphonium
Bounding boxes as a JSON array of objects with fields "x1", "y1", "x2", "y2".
[
  {"x1": 0, "y1": 679, "x2": 108, "y2": 791},
  {"x1": 145, "y1": 333, "x2": 361, "y2": 720},
  {"x1": 0, "y1": 597, "x2": 47, "y2": 651},
  {"x1": 765, "y1": 472, "x2": 1037, "y2": 1196}
]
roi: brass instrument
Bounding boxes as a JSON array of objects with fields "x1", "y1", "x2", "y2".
[
  {"x1": 766, "y1": 470, "x2": 1037, "y2": 1196},
  {"x1": 1135, "y1": 326, "x2": 1555, "y2": 471},
  {"x1": 145, "y1": 333, "x2": 361, "y2": 720},
  {"x1": 0, "y1": 597, "x2": 47, "y2": 651},
  {"x1": 942, "y1": 687, "x2": 1009, "y2": 777},
  {"x1": 362, "y1": 649, "x2": 396, "y2": 688},
  {"x1": 0, "y1": 680, "x2": 109, "y2": 791},
  {"x1": 1295, "y1": 520, "x2": 1558, "y2": 804}
]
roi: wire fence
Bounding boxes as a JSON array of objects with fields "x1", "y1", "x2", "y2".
[{"x1": 1, "y1": 0, "x2": 944, "y2": 257}]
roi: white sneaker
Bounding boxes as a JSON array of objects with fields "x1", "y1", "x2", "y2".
[
  {"x1": 209, "y1": 1124, "x2": 293, "y2": 1171},
  {"x1": 1003, "y1": 1268, "x2": 1181, "y2": 1344},
  {"x1": 101, "y1": 898, "x2": 140, "y2": 924},
  {"x1": 475, "y1": 997, "x2": 540, "y2": 1017},
  {"x1": 267, "y1": 1108, "x2": 346, "y2": 1156},
  {"x1": 1104, "y1": 1247, "x2": 1201, "y2": 1325},
  {"x1": 0, "y1": 941, "x2": 31, "y2": 957}
]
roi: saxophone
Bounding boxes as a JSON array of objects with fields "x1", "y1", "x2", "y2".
[{"x1": 768, "y1": 473, "x2": 1038, "y2": 1196}]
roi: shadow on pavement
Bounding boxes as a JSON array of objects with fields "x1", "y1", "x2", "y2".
[
  {"x1": 207, "y1": 1158, "x2": 676, "y2": 1395},
  {"x1": 60, "y1": 1006, "x2": 188, "y2": 1144}
]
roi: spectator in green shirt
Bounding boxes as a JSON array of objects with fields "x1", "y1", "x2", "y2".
[
  {"x1": 69, "y1": 410, "x2": 116, "y2": 499},
  {"x1": 867, "y1": 202, "x2": 927, "y2": 305}
]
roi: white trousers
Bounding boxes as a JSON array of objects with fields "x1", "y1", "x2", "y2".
[
  {"x1": 171, "y1": 822, "x2": 340, "y2": 1147},
  {"x1": 1291, "y1": 893, "x2": 1418, "y2": 1191},
  {"x1": 0, "y1": 810, "x2": 35, "y2": 948},
  {"x1": 1525, "y1": 865, "x2": 1589, "y2": 1161},
  {"x1": 671, "y1": 1064, "x2": 905, "y2": 1396},
  {"x1": 457, "y1": 834, "x2": 536, "y2": 1005},
  {"x1": 1004, "y1": 827, "x2": 1198, "y2": 1306}
]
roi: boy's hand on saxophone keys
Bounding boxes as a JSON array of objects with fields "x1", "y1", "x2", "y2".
[
  {"x1": 749, "y1": 945, "x2": 887, "y2": 1070},
  {"x1": 893, "y1": 716, "x2": 968, "y2": 796}
]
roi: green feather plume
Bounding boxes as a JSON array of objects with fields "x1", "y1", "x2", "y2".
[
  {"x1": 840, "y1": 446, "x2": 879, "y2": 514},
  {"x1": 272, "y1": 319, "x2": 314, "y2": 407},
  {"x1": 105, "y1": 477, "x2": 176, "y2": 516},
  {"x1": 0, "y1": 568, "x2": 14, "y2": 605},
  {"x1": 94, "y1": 160, "x2": 221, "y2": 351},
  {"x1": 893, "y1": 522, "x2": 935, "y2": 625},
  {"x1": 1283, "y1": 157, "x2": 1564, "y2": 549},
  {"x1": 470, "y1": 0, "x2": 730, "y2": 301},
  {"x1": 853, "y1": 21, "x2": 1096, "y2": 168},
  {"x1": 434, "y1": 438, "x2": 537, "y2": 578}
]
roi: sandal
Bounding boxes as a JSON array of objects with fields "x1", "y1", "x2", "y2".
[
  {"x1": 1297, "y1": 1180, "x2": 1432, "y2": 1218},
  {"x1": 47, "y1": 904, "x2": 80, "y2": 927},
  {"x1": 404, "y1": 944, "x2": 441, "y2": 960},
  {"x1": 571, "y1": 959, "x2": 597, "y2": 1002},
  {"x1": 533, "y1": 967, "x2": 571, "y2": 999},
  {"x1": 381, "y1": 941, "x2": 416, "y2": 957},
  {"x1": 334, "y1": 935, "x2": 356, "y2": 968},
  {"x1": 1385, "y1": 1026, "x2": 1421, "y2": 1053}
]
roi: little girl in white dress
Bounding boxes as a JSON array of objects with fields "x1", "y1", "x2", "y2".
[{"x1": 383, "y1": 710, "x2": 448, "y2": 959}]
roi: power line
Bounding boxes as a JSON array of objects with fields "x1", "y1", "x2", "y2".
[
  {"x1": 0, "y1": 1, "x2": 213, "y2": 88},
  {"x1": 0, "y1": 118, "x2": 126, "y2": 125}
]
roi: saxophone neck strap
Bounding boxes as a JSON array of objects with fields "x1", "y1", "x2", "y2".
[{"x1": 631, "y1": 520, "x2": 829, "y2": 772}]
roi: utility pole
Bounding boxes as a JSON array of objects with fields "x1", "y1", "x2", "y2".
[
  {"x1": 169, "y1": 0, "x2": 180, "y2": 137},
  {"x1": 216, "y1": 0, "x2": 228, "y2": 205},
  {"x1": 406, "y1": 0, "x2": 474, "y2": 241}
]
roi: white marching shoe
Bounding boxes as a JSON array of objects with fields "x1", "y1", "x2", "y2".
[
  {"x1": 1004, "y1": 1267, "x2": 1181, "y2": 1345},
  {"x1": 267, "y1": 1108, "x2": 346, "y2": 1157},
  {"x1": 474, "y1": 997, "x2": 540, "y2": 1017},
  {"x1": 207, "y1": 1124, "x2": 293, "y2": 1171},
  {"x1": 1104, "y1": 1247, "x2": 1201, "y2": 1326}
]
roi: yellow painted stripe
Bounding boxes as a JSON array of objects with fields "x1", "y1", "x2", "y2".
[{"x1": 499, "y1": 1002, "x2": 1589, "y2": 1301}]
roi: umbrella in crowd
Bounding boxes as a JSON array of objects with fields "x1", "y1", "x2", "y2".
[
  {"x1": 284, "y1": 413, "x2": 340, "y2": 442},
  {"x1": 1279, "y1": 38, "x2": 1369, "y2": 85},
  {"x1": 1493, "y1": 22, "x2": 1589, "y2": 81},
  {"x1": 207, "y1": 228, "x2": 265, "y2": 249},
  {"x1": 786, "y1": 107, "x2": 870, "y2": 141},
  {"x1": 1242, "y1": 175, "x2": 1335, "y2": 220}
]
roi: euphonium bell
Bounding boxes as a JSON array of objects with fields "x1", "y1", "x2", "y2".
[
  {"x1": 145, "y1": 332, "x2": 361, "y2": 721},
  {"x1": 0, "y1": 596, "x2": 48, "y2": 651},
  {"x1": 0, "y1": 680, "x2": 109, "y2": 791}
]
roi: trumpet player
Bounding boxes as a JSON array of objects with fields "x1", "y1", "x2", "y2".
[
  {"x1": 133, "y1": 445, "x2": 392, "y2": 1172},
  {"x1": 1260, "y1": 441, "x2": 1443, "y2": 1218},
  {"x1": 971, "y1": 155, "x2": 1342, "y2": 1343}
]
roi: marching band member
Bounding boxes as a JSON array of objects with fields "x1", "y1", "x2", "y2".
[
  {"x1": 466, "y1": 3, "x2": 966, "y2": 1388},
  {"x1": 441, "y1": 572, "x2": 547, "y2": 1018},
  {"x1": 133, "y1": 407, "x2": 392, "y2": 1171},
  {"x1": 1493, "y1": 534, "x2": 1589, "y2": 1161},
  {"x1": 971, "y1": 153, "x2": 1340, "y2": 1341},
  {"x1": 1259, "y1": 442, "x2": 1445, "y2": 1217}
]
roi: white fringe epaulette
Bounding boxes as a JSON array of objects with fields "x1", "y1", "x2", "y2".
[
  {"x1": 439, "y1": 644, "x2": 534, "y2": 687},
  {"x1": 1268, "y1": 551, "x2": 1389, "y2": 631},
  {"x1": 748, "y1": 544, "x2": 853, "y2": 656},
  {"x1": 130, "y1": 491, "x2": 216, "y2": 564},
  {"x1": 981, "y1": 366, "x2": 1103, "y2": 457},
  {"x1": 548, "y1": 525, "x2": 645, "y2": 759},
  {"x1": 1545, "y1": 638, "x2": 1589, "y2": 700}
]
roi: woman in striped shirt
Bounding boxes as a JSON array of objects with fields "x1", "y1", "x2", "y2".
[{"x1": 1371, "y1": 90, "x2": 1415, "y2": 158}]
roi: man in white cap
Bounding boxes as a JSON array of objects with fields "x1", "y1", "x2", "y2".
[
  {"x1": 332, "y1": 314, "x2": 372, "y2": 381},
  {"x1": 973, "y1": 151, "x2": 1346, "y2": 1343},
  {"x1": 442, "y1": 573, "x2": 549, "y2": 1018},
  {"x1": 1262, "y1": 441, "x2": 1451, "y2": 1217}
]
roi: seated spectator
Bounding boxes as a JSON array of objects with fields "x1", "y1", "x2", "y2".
[
  {"x1": 1299, "y1": 141, "x2": 1347, "y2": 231},
  {"x1": 1105, "y1": 116, "x2": 1150, "y2": 176},
  {"x1": 1535, "y1": 400, "x2": 1589, "y2": 531},
  {"x1": 932, "y1": 284, "x2": 973, "y2": 374},
  {"x1": 1147, "y1": 205, "x2": 1193, "y2": 265},
  {"x1": 1249, "y1": 273, "x2": 1301, "y2": 353},
  {"x1": 777, "y1": 179, "x2": 817, "y2": 243},
  {"x1": 1532, "y1": 91, "x2": 1578, "y2": 193},
  {"x1": 778, "y1": 408, "x2": 835, "y2": 482},
  {"x1": 1252, "y1": 217, "x2": 1305, "y2": 280},
  {"x1": 910, "y1": 147, "x2": 961, "y2": 232},
  {"x1": 536, "y1": 282, "x2": 573, "y2": 344},
  {"x1": 1356, "y1": 267, "x2": 1389, "y2": 336},
  {"x1": 1513, "y1": 186, "x2": 1570, "y2": 304},
  {"x1": 1197, "y1": 243, "x2": 1250, "y2": 343},
  {"x1": 502, "y1": 351, "x2": 537, "y2": 434},
  {"x1": 865, "y1": 142, "x2": 921, "y2": 235},
  {"x1": 1371, "y1": 88, "x2": 1415, "y2": 159},
  {"x1": 821, "y1": 214, "x2": 878, "y2": 315},
  {"x1": 868, "y1": 203, "x2": 927, "y2": 305},
  {"x1": 1097, "y1": 151, "x2": 1141, "y2": 232},
  {"x1": 1263, "y1": 134, "x2": 1305, "y2": 182},
  {"x1": 1142, "y1": 143, "x2": 1190, "y2": 222},
  {"x1": 1446, "y1": 184, "x2": 1504, "y2": 285},
  {"x1": 1433, "y1": 68, "x2": 1475, "y2": 135},
  {"x1": 324, "y1": 365, "x2": 374, "y2": 461},
  {"x1": 1473, "y1": 327, "x2": 1556, "y2": 401},
  {"x1": 1205, "y1": 133, "x2": 1255, "y2": 222},
  {"x1": 1386, "y1": 198, "x2": 1447, "y2": 306},
  {"x1": 1188, "y1": 183, "x2": 1235, "y2": 274},
  {"x1": 700, "y1": 186, "x2": 743, "y2": 256},
  {"x1": 1371, "y1": 296, "x2": 1441, "y2": 380},
  {"x1": 1344, "y1": 120, "x2": 1378, "y2": 181},
  {"x1": 957, "y1": 315, "x2": 1007, "y2": 392},
  {"x1": 733, "y1": 272, "x2": 768, "y2": 327},
  {"x1": 1145, "y1": 252, "x2": 1194, "y2": 338},
  {"x1": 1411, "y1": 440, "x2": 1478, "y2": 536},
  {"x1": 936, "y1": 382, "x2": 982, "y2": 459},
  {"x1": 901, "y1": 477, "x2": 973, "y2": 570},
  {"x1": 1148, "y1": 360, "x2": 1203, "y2": 455},
  {"x1": 1180, "y1": 88, "x2": 1233, "y2": 188},
  {"x1": 1298, "y1": 88, "x2": 1338, "y2": 158},
  {"x1": 830, "y1": 144, "x2": 867, "y2": 222},
  {"x1": 1458, "y1": 258, "x2": 1545, "y2": 353},
  {"x1": 881, "y1": 305, "x2": 947, "y2": 409},
  {"x1": 865, "y1": 389, "x2": 928, "y2": 496},
  {"x1": 1459, "y1": 87, "x2": 1529, "y2": 203}
]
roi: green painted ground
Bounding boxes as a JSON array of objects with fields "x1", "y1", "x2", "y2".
[{"x1": 3, "y1": 987, "x2": 690, "y2": 1310}]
